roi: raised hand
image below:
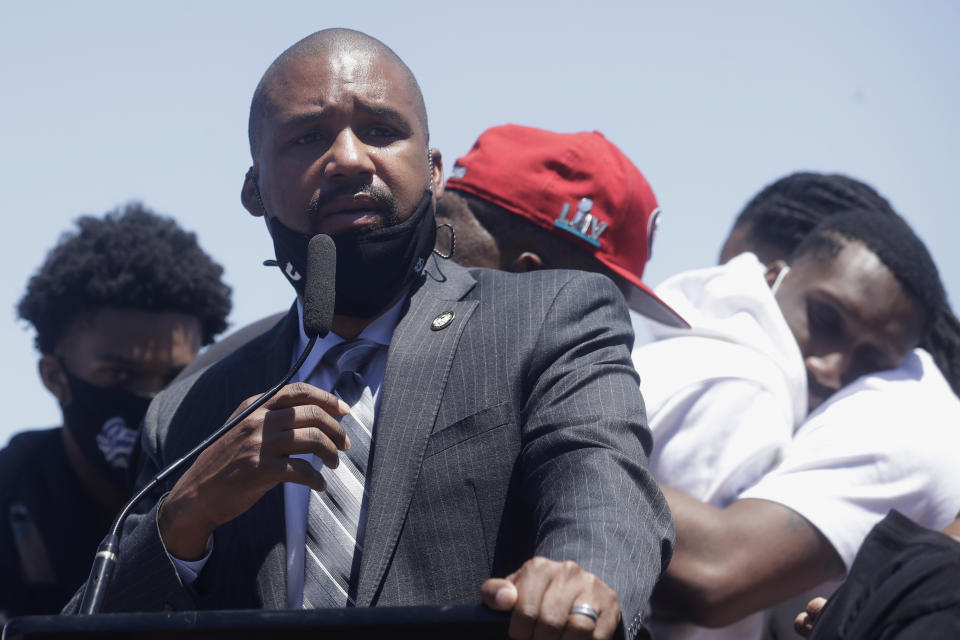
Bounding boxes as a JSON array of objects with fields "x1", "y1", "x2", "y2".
[{"x1": 158, "y1": 382, "x2": 350, "y2": 560}]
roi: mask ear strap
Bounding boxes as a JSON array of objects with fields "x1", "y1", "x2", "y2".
[
  {"x1": 771, "y1": 265, "x2": 791, "y2": 294},
  {"x1": 433, "y1": 223, "x2": 455, "y2": 259}
]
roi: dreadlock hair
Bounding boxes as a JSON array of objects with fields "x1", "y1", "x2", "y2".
[
  {"x1": 18, "y1": 202, "x2": 232, "y2": 354},
  {"x1": 790, "y1": 209, "x2": 946, "y2": 340},
  {"x1": 733, "y1": 172, "x2": 897, "y2": 257}
]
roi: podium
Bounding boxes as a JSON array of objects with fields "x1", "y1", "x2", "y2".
[{"x1": 2, "y1": 604, "x2": 510, "y2": 639}]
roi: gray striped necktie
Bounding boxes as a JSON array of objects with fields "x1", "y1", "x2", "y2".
[{"x1": 302, "y1": 339, "x2": 381, "y2": 608}]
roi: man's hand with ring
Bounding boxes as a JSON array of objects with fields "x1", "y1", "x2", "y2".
[{"x1": 481, "y1": 556, "x2": 621, "y2": 639}]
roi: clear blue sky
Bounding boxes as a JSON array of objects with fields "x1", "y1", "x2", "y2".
[{"x1": 2, "y1": 1, "x2": 958, "y2": 445}]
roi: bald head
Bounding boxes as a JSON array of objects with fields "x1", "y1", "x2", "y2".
[{"x1": 248, "y1": 29, "x2": 429, "y2": 157}]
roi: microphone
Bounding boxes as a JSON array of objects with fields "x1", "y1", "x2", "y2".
[
  {"x1": 303, "y1": 234, "x2": 336, "y2": 339},
  {"x1": 78, "y1": 235, "x2": 337, "y2": 614}
]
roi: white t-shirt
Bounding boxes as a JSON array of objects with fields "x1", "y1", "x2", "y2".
[
  {"x1": 744, "y1": 347, "x2": 960, "y2": 638},
  {"x1": 634, "y1": 253, "x2": 807, "y2": 507},
  {"x1": 743, "y1": 347, "x2": 960, "y2": 568}
]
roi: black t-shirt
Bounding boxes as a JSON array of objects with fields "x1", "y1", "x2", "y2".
[
  {"x1": 809, "y1": 509, "x2": 960, "y2": 639},
  {"x1": 0, "y1": 428, "x2": 113, "y2": 620}
]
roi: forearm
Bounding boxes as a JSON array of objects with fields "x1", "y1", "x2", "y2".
[
  {"x1": 525, "y1": 440, "x2": 671, "y2": 640},
  {"x1": 654, "y1": 488, "x2": 844, "y2": 627},
  {"x1": 523, "y1": 273, "x2": 673, "y2": 632},
  {"x1": 530, "y1": 446, "x2": 672, "y2": 584},
  {"x1": 653, "y1": 487, "x2": 749, "y2": 625}
]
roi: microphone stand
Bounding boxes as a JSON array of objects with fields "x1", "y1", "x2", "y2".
[{"x1": 77, "y1": 333, "x2": 319, "y2": 614}]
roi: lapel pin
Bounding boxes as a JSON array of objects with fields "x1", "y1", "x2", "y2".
[{"x1": 431, "y1": 310, "x2": 455, "y2": 331}]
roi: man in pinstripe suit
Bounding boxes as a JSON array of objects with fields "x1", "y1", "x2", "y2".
[{"x1": 83, "y1": 29, "x2": 674, "y2": 639}]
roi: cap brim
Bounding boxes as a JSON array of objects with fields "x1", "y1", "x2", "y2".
[
  {"x1": 625, "y1": 283, "x2": 690, "y2": 328},
  {"x1": 599, "y1": 258, "x2": 689, "y2": 328}
]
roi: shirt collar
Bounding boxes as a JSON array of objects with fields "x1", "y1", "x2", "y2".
[{"x1": 292, "y1": 295, "x2": 406, "y2": 371}]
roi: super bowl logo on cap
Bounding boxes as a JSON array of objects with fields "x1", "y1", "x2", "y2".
[{"x1": 554, "y1": 198, "x2": 608, "y2": 247}]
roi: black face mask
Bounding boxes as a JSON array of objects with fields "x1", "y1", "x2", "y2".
[
  {"x1": 60, "y1": 366, "x2": 151, "y2": 493},
  {"x1": 264, "y1": 189, "x2": 438, "y2": 318}
]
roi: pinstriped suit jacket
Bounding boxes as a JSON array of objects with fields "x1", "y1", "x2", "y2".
[{"x1": 91, "y1": 257, "x2": 674, "y2": 638}]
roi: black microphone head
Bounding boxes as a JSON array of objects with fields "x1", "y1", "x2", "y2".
[{"x1": 304, "y1": 234, "x2": 336, "y2": 338}]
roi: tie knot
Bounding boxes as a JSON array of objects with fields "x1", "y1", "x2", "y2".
[{"x1": 323, "y1": 339, "x2": 382, "y2": 376}]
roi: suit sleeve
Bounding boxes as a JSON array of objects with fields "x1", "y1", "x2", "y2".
[{"x1": 519, "y1": 271, "x2": 675, "y2": 638}]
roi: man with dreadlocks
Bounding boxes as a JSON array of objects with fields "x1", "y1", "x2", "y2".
[
  {"x1": 634, "y1": 173, "x2": 908, "y2": 525},
  {"x1": 0, "y1": 203, "x2": 231, "y2": 620},
  {"x1": 646, "y1": 180, "x2": 960, "y2": 639},
  {"x1": 719, "y1": 171, "x2": 960, "y2": 395}
]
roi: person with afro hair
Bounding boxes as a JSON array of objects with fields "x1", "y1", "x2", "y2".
[{"x1": 0, "y1": 202, "x2": 231, "y2": 619}]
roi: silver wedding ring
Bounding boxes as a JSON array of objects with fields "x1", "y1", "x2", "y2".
[{"x1": 569, "y1": 603, "x2": 599, "y2": 622}]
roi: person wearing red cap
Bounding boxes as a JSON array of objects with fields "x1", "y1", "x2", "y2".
[{"x1": 437, "y1": 123, "x2": 688, "y2": 329}]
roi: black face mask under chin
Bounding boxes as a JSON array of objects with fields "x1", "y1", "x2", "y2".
[{"x1": 264, "y1": 189, "x2": 438, "y2": 318}]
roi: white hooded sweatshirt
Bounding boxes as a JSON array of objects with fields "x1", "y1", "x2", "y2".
[
  {"x1": 634, "y1": 253, "x2": 808, "y2": 640},
  {"x1": 634, "y1": 252, "x2": 808, "y2": 508}
]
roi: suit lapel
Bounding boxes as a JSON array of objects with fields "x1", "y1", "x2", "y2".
[
  {"x1": 213, "y1": 305, "x2": 300, "y2": 609},
  {"x1": 356, "y1": 258, "x2": 478, "y2": 605}
]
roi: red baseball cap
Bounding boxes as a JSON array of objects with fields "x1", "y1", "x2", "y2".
[{"x1": 445, "y1": 124, "x2": 688, "y2": 328}]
